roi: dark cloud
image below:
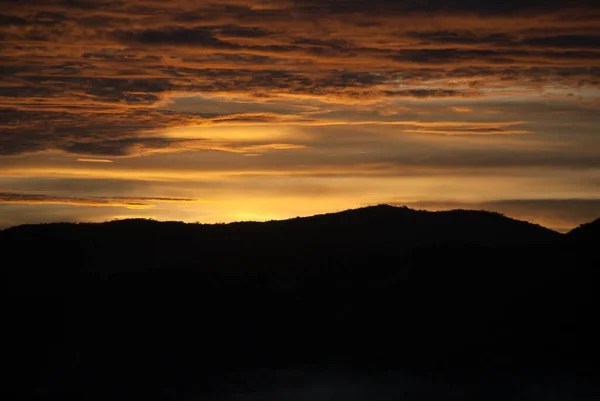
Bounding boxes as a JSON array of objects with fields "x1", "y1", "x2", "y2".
[
  {"x1": 293, "y1": 38, "x2": 350, "y2": 49},
  {"x1": 390, "y1": 48, "x2": 600, "y2": 66},
  {"x1": 0, "y1": 107, "x2": 198, "y2": 156},
  {"x1": 0, "y1": 192, "x2": 143, "y2": 207},
  {"x1": 1, "y1": 0, "x2": 599, "y2": 159},
  {"x1": 383, "y1": 89, "x2": 463, "y2": 98},
  {"x1": 406, "y1": 31, "x2": 514, "y2": 46},
  {"x1": 208, "y1": 53, "x2": 281, "y2": 64},
  {"x1": 2, "y1": 76, "x2": 178, "y2": 104},
  {"x1": 60, "y1": 138, "x2": 177, "y2": 157},
  {"x1": 112, "y1": 27, "x2": 239, "y2": 49},
  {"x1": 0, "y1": 14, "x2": 28, "y2": 26},
  {"x1": 290, "y1": 0, "x2": 599, "y2": 16},
  {"x1": 0, "y1": 178, "x2": 149, "y2": 195},
  {"x1": 0, "y1": 191, "x2": 200, "y2": 208},
  {"x1": 407, "y1": 31, "x2": 600, "y2": 50},
  {"x1": 392, "y1": 49, "x2": 515, "y2": 64},
  {"x1": 521, "y1": 35, "x2": 600, "y2": 48},
  {"x1": 216, "y1": 25, "x2": 271, "y2": 38}
]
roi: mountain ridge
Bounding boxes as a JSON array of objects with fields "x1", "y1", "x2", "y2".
[
  {"x1": 566, "y1": 217, "x2": 600, "y2": 240},
  {"x1": 0, "y1": 205, "x2": 568, "y2": 263},
  {"x1": 0, "y1": 203, "x2": 570, "y2": 233},
  {"x1": 2, "y1": 204, "x2": 599, "y2": 400}
]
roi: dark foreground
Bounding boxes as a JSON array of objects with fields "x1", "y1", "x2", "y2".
[{"x1": 2, "y1": 206, "x2": 599, "y2": 400}]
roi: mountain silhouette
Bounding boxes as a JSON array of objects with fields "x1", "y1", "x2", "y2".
[
  {"x1": 1, "y1": 205, "x2": 598, "y2": 400},
  {"x1": 274, "y1": 204, "x2": 560, "y2": 245},
  {"x1": 1, "y1": 205, "x2": 561, "y2": 276},
  {"x1": 567, "y1": 217, "x2": 600, "y2": 242}
]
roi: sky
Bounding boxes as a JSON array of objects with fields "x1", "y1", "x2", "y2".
[{"x1": 1, "y1": 0, "x2": 600, "y2": 231}]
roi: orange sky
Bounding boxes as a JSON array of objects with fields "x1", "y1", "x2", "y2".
[{"x1": 1, "y1": 0, "x2": 600, "y2": 231}]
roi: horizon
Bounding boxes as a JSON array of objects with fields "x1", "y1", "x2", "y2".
[
  {"x1": 1, "y1": 1, "x2": 599, "y2": 232},
  {"x1": 1, "y1": 203, "x2": 596, "y2": 233}
]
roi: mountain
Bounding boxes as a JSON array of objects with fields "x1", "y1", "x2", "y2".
[
  {"x1": 0, "y1": 205, "x2": 560, "y2": 277},
  {"x1": 2, "y1": 205, "x2": 599, "y2": 400},
  {"x1": 274, "y1": 204, "x2": 560, "y2": 245},
  {"x1": 567, "y1": 217, "x2": 600, "y2": 242}
]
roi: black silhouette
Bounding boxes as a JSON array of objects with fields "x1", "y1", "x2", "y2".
[{"x1": 1, "y1": 205, "x2": 598, "y2": 400}]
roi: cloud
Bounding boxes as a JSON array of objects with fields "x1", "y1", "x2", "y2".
[
  {"x1": 0, "y1": 14, "x2": 27, "y2": 26},
  {"x1": 287, "y1": 0, "x2": 599, "y2": 16},
  {"x1": 402, "y1": 127, "x2": 532, "y2": 136},
  {"x1": 406, "y1": 31, "x2": 600, "y2": 50},
  {"x1": 215, "y1": 25, "x2": 272, "y2": 38},
  {"x1": 520, "y1": 35, "x2": 600, "y2": 49},
  {"x1": 111, "y1": 27, "x2": 240, "y2": 49},
  {"x1": 2, "y1": 1, "x2": 599, "y2": 159},
  {"x1": 77, "y1": 158, "x2": 114, "y2": 163},
  {"x1": 0, "y1": 192, "x2": 216, "y2": 209},
  {"x1": 451, "y1": 107, "x2": 473, "y2": 113},
  {"x1": 1, "y1": 0, "x2": 599, "y2": 230},
  {"x1": 3, "y1": 86, "x2": 541, "y2": 156}
]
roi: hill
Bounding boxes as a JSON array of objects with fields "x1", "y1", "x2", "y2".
[
  {"x1": 0, "y1": 205, "x2": 560, "y2": 276},
  {"x1": 1, "y1": 205, "x2": 598, "y2": 400},
  {"x1": 567, "y1": 217, "x2": 600, "y2": 242}
]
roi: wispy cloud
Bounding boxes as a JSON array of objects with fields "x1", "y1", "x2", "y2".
[
  {"x1": 0, "y1": 192, "x2": 218, "y2": 209},
  {"x1": 451, "y1": 107, "x2": 473, "y2": 113},
  {"x1": 77, "y1": 158, "x2": 114, "y2": 163},
  {"x1": 402, "y1": 128, "x2": 532, "y2": 135}
]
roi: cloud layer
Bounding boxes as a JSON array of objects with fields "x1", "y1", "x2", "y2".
[
  {"x1": 0, "y1": 192, "x2": 210, "y2": 209},
  {"x1": 1, "y1": 0, "x2": 599, "y2": 156},
  {"x1": 1, "y1": 0, "x2": 599, "y2": 227}
]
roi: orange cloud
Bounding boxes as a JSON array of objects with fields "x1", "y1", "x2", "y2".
[
  {"x1": 1, "y1": 0, "x2": 598, "y2": 157},
  {"x1": 1, "y1": 0, "x2": 599, "y2": 230},
  {"x1": 403, "y1": 128, "x2": 532, "y2": 135},
  {"x1": 451, "y1": 107, "x2": 473, "y2": 113},
  {"x1": 0, "y1": 192, "x2": 221, "y2": 209},
  {"x1": 77, "y1": 158, "x2": 114, "y2": 163}
]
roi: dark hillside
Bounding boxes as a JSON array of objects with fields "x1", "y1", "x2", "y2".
[{"x1": 1, "y1": 206, "x2": 598, "y2": 400}]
